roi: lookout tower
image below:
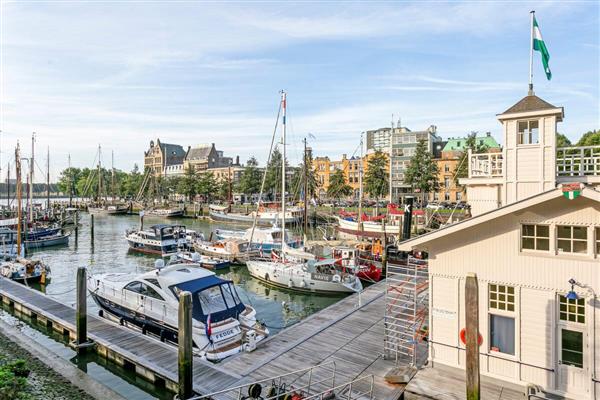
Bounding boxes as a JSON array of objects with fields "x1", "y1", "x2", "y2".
[{"x1": 460, "y1": 92, "x2": 564, "y2": 216}]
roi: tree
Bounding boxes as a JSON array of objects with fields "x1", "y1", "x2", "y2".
[
  {"x1": 197, "y1": 172, "x2": 218, "y2": 203},
  {"x1": 556, "y1": 133, "x2": 572, "y2": 147},
  {"x1": 178, "y1": 165, "x2": 198, "y2": 201},
  {"x1": 327, "y1": 169, "x2": 352, "y2": 203},
  {"x1": 237, "y1": 157, "x2": 262, "y2": 196},
  {"x1": 364, "y1": 151, "x2": 389, "y2": 213},
  {"x1": 576, "y1": 129, "x2": 600, "y2": 146},
  {"x1": 57, "y1": 167, "x2": 82, "y2": 195},
  {"x1": 405, "y1": 139, "x2": 439, "y2": 202},
  {"x1": 291, "y1": 151, "x2": 318, "y2": 202},
  {"x1": 264, "y1": 147, "x2": 287, "y2": 199},
  {"x1": 454, "y1": 133, "x2": 490, "y2": 184}
]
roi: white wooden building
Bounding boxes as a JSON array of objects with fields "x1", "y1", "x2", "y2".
[{"x1": 398, "y1": 91, "x2": 600, "y2": 399}]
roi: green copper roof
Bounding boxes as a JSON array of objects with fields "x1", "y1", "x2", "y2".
[{"x1": 442, "y1": 135, "x2": 500, "y2": 152}]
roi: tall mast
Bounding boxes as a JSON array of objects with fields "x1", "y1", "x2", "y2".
[
  {"x1": 280, "y1": 90, "x2": 287, "y2": 260},
  {"x1": 97, "y1": 145, "x2": 102, "y2": 202},
  {"x1": 46, "y1": 146, "x2": 50, "y2": 209},
  {"x1": 6, "y1": 162, "x2": 10, "y2": 208},
  {"x1": 68, "y1": 154, "x2": 73, "y2": 207},
  {"x1": 16, "y1": 144, "x2": 22, "y2": 257},
  {"x1": 358, "y1": 132, "x2": 363, "y2": 225},
  {"x1": 228, "y1": 163, "x2": 232, "y2": 211},
  {"x1": 111, "y1": 150, "x2": 115, "y2": 203},
  {"x1": 303, "y1": 137, "x2": 308, "y2": 237},
  {"x1": 29, "y1": 132, "x2": 35, "y2": 223},
  {"x1": 388, "y1": 116, "x2": 393, "y2": 204}
]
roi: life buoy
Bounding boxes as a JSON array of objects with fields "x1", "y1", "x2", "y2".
[
  {"x1": 332, "y1": 274, "x2": 341, "y2": 283},
  {"x1": 459, "y1": 328, "x2": 483, "y2": 346}
]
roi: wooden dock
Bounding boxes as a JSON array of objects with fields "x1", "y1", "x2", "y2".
[{"x1": 0, "y1": 277, "x2": 406, "y2": 399}]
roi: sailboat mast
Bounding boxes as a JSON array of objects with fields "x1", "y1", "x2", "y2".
[
  {"x1": 29, "y1": 133, "x2": 35, "y2": 223},
  {"x1": 16, "y1": 144, "x2": 22, "y2": 257},
  {"x1": 303, "y1": 137, "x2": 308, "y2": 237},
  {"x1": 46, "y1": 146, "x2": 50, "y2": 209},
  {"x1": 68, "y1": 154, "x2": 73, "y2": 207},
  {"x1": 358, "y1": 133, "x2": 363, "y2": 225},
  {"x1": 388, "y1": 117, "x2": 393, "y2": 204},
  {"x1": 97, "y1": 145, "x2": 102, "y2": 202},
  {"x1": 111, "y1": 150, "x2": 115, "y2": 203},
  {"x1": 6, "y1": 163, "x2": 10, "y2": 208},
  {"x1": 281, "y1": 90, "x2": 287, "y2": 259}
]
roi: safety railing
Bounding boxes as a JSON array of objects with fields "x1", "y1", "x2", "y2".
[
  {"x1": 190, "y1": 361, "x2": 338, "y2": 400},
  {"x1": 467, "y1": 149, "x2": 503, "y2": 178},
  {"x1": 556, "y1": 145, "x2": 600, "y2": 177},
  {"x1": 303, "y1": 375, "x2": 375, "y2": 399}
]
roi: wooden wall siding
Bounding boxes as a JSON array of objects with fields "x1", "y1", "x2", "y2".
[{"x1": 424, "y1": 195, "x2": 599, "y2": 396}]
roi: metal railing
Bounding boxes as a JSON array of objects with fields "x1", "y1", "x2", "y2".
[
  {"x1": 191, "y1": 361, "x2": 338, "y2": 400},
  {"x1": 556, "y1": 145, "x2": 600, "y2": 177},
  {"x1": 303, "y1": 375, "x2": 375, "y2": 400},
  {"x1": 468, "y1": 149, "x2": 503, "y2": 178}
]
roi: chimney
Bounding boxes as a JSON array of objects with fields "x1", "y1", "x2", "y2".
[{"x1": 236, "y1": 155, "x2": 240, "y2": 165}]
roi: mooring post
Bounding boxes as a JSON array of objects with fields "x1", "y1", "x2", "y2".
[
  {"x1": 465, "y1": 273, "x2": 480, "y2": 400},
  {"x1": 76, "y1": 266, "x2": 87, "y2": 354},
  {"x1": 178, "y1": 291, "x2": 193, "y2": 400},
  {"x1": 140, "y1": 211, "x2": 144, "y2": 231}
]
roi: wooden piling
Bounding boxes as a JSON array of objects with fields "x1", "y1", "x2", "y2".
[
  {"x1": 76, "y1": 266, "x2": 87, "y2": 354},
  {"x1": 178, "y1": 291, "x2": 193, "y2": 400},
  {"x1": 465, "y1": 273, "x2": 480, "y2": 400},
  {"x1": 90, "y1": 214, "x2": 94, "y2": 239}
]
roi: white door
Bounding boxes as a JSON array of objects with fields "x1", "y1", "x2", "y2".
[{"x1": 557, "y1": 326, "x2": 589, "y2": 397}]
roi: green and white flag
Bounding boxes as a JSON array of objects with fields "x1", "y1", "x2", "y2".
[{"x1": 533, "y1": 15, "x2": 551, "y2": 80}]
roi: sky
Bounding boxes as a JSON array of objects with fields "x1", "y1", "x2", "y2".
[{"x1": 1, "y1": 1, "x2": 599, "y2": 182}]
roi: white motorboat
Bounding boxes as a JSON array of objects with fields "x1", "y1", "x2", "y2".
[
  {"x1": 193, "y1": 238, "x2": 258, "y2": 265},
  {"x1": 246, "y1": 258, "x2": 362, "y2": 294},
  {"x1": 125, "y1": 224, "x2": 187, "y2": 256},
  {"x1": 174, "y1": 251, "x2": 231, "y2": 270},
  {"x1": 144, "y1": 208, "x2": 185, "y2": 218},
  {"x1": 89, "y1": 261, "x2": 269, "y2": 361}
]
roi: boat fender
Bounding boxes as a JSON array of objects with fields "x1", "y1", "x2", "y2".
[
  {"x1": 332, "y1": 274, "x2": 341, "y2": 283},
  {"x1": 247, "y1": 383, "x2": 262, "y2": 398},
  {"x1": 98, "y1": 310, "x2": 104, "y2": 318},
  {"x1": 264, "y1": 273, "x2": 270, "y2": 282},
  {"x1": 288, "y1": 279, "x2": 293, "y2": 288},
  {"x1": 159, "y1": 329, "x2": 166, "y2": 342},
  {"x1": 119, "y1": 317, "x2": 124, "y2": 326},
  {"x1": 300, "y1": 280, "x2": 307, "y2": 288},
  {"x1": 141, "y1": 324, "x2": 147, "y2": 335}
]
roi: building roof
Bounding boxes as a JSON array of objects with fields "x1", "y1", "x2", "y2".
[
  {"x1": 398, "y1": 185, "x2": 600, "y2": 251},
  {"x1": 186, "y1": 144, "x2": 214, "y2": 161},
  {"x1": 157, "y1": 140, "x2": 186, "y2": 166},
  {"x1": 442, "y1": 135, "x2": 500, "y2": 152},
  {"x1": 500, "y1": 94, "x2": 558, "y2": 115},
  {"x1": 432, "y1": 141, "x2": 447, "y2": 159}
]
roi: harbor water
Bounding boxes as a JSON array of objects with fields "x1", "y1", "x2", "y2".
[{"x1": 2, "y1": 211, "x2": 349, "y2": 399}]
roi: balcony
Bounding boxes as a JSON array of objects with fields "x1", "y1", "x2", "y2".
[
  {"x1": 556, "y1": 146, "x2": 600, "y2": 183},
  {"x1": 467, "y1": 149, "x2": 503, "y2": 178}
]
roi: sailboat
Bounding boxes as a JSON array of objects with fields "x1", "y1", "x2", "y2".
[
  {"x1": 246, "y1": 92, "x2": 362, "y2": 294},
  {"x1": 88, "y1": 147, "x2": 128, "y2": 215},
  {"x1": 0, "y1": 142, "x2": 50, "y2": 283}
]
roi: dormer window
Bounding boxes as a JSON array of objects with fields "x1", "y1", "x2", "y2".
[{"x1": 518, "y1": 120, "x2": 539, "y2": 145}]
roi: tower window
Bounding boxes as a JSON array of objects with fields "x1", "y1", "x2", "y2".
[{"x1": 517, "y1": 120, "x2": 539, "y2": 145}]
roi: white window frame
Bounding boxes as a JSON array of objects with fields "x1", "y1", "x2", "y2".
[
  {"x1": 488, "y1": 283, "x2": 517, "y2": 357},
  {"x1": 556, "y1": 225, "x2": 588, "y2": 255},
  {"x1": 558, "y1": 294, "x2": 586, "y2": 325},
  {"x1": 595, "y1": 227, "x2": 599, "y2": 256},
  {"x1": 520, "y1": 224, "x2": 550, "y2": 252},
  {"x1": 517, "y1": 119, "x2": 540, "y2": 145}
]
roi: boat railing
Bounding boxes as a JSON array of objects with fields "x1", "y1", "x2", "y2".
[
  {"x1": 93, "y1": 280, "x2": 168, "y2": 321},
  {"x1": 189, "y1": 361, "x2": 339, "y2": 400}
]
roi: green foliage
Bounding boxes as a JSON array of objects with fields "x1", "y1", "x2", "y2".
[
  {"x1": 237, "y1": 157, "x2": 262, "y2": 195},
  {"x1": 405, "y1": 139, "x2": 439, "y2": 196},
  {"x1": 556, "y1": 133, "x2": 572, "y2": 147},
  {"x1": 197, "y1": 172, "x2": 218, "y2": 202},
  {"x1": 291, "y1": 150, "x2": 318, "y2": 201},
  {"x1": 177, "y1": 165, "x2": 198, "y2": 201},
  {"x1": 0, "y1": 360, "x2": 29, "y2": 400},
  {"x1": 327, "y1": 169, "x2": 352, "y2": 200},
  {"x1": 453, "y1": 133, "x2": 489, "y2": 184},
  {"x1": 576, "y1": 129, "x2": 600, "y2": 146},
  {"x1": 264, "y1": 147, "x2": 287, "y2": 195},
  {"x1": 364, "y1": 151, "x2": 388, "y2": 201}
]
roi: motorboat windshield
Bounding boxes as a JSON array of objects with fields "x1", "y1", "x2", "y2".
[{"x1": 170, "y1": 276, "x2": 245, "y2": 323}]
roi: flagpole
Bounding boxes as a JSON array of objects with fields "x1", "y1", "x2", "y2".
[{"x1": 529, "y1": 10, "x2": 535, "y2": 95}]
